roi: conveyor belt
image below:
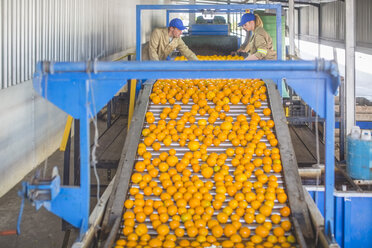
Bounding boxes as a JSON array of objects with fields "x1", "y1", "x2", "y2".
[{"x1": 110, "y1": 79, "x2": 304, "y2": 248}]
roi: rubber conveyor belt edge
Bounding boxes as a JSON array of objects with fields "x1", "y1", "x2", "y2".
[{"x1": 266, "y1": 80, "x2": 313, "y2": 247}]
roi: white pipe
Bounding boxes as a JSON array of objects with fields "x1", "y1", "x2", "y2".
[{"x1": 289, "y1": 0, "x2": 295, "y2": 57}]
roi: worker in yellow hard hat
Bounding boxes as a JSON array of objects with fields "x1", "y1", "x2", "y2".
[
  {"x1": 232, "y1": 13, "x2": 277, "y2": 60},
  {"x1": 142, "y1": 18, "x2": 198, "y2": 61}
]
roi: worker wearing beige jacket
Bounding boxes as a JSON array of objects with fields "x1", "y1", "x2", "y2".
[
  {"x1": 232, "y1": 13, "x2": 277, "y2": 60},
  {"x1": 143, "y1": 18, "x2": 198, "y2": 61}
]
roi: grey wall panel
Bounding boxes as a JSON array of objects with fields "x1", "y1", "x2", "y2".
[
  {"x1": 0, "y1": 0, "x2": 170, "y2": 89},
  {"x1": 298, "y1": 6, "x2": 318, "y2": 37},
  {"x1": 320, "y1": 1, "x2": 344, "y2": 41},
  {"x1": 299, "y1": 7, "x2": 309, "y2": 35},
  {"x1": 0, "y1": 0, "x2": 170, "y2": 197},
  {"x1": 308, "y1": 6, "x2": 318, "y2": 37},
  {"x1": 298, "y1": 0, "x2": 372, "y2": 50},
  {"x1": 356, "y1": 0, "x2": 372, "y2": 47}
]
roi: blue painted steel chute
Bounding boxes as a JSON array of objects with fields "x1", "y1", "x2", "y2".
[{"x1": 16, "y1": 58, "x2": 339, "y2": 242}]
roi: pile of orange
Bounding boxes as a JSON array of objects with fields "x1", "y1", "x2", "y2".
[
  {"x1": 115, "y1": 78, "x2": 296, "y2": 248},
  {"x1": 175, "y1": 55, "x2": 244, "y2": 61}
]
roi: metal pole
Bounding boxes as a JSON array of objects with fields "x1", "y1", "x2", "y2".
[
  {"x1": 63, "y1": 131, "x2": 71, "y2": 186},
  {"x1": 166, "y1": 10, "x2": 170, "y2": 27},
  {"x1": 62, "y1": 130, "x2": 71, "y2": 233},
  {"x1": 189, "y1": 0, "x2": 196, "y2": 25},
  {"x1": 128, "y1": 79, "x2": 136, "y2": 130},
  {"x1": 317, "y1": 5, "x2": 321, "y2": 58},
  {"x1": 107, "y1": 100, "x2": 112, "y2": 128},
  {"x1": 47, "y1": 60, "x2": 335, "y2": 73},
  {"x1": 79, "y1": 80, "x2": 90, "y2": 233},
  {"x1": 235, "y1": 11, "x2": 237, "y2": 36},
  {"x1": 276, "y1": 6, "x2": 282, "y2": 60},
  {"x1": 227, "y1": 0, "x2": 231, "y2": 30},
  {"x1": 297, "y1": 9, "x2": 301, "y2": 54},
  {"x1": 345, "y1": 0, "x2": 356, "y2": 135},
  {"x1": 324, "y1": 77, "x2": 335, "y2": 239},
  {"x1": 289, "y1": 0, "x2": 295, "y2": 58},
  {"x1": 340, "y1": 77, "x2": 345, "y2": 161},
  {"x1": 74, "y1": 119, "x2": 80, "y2": 186},
  {"x1": 334, "y1": 46, "x2": 345, "y2": 161},
  {"x1": 136, "y1": 6, "x2": 141, "y2": 61}
]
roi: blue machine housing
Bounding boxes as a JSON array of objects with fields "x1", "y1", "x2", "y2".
[
  {"x1": 308, "y1": 189, "x2": 372, "y2": 248},
  {"x1": 190, "y1": 24, "x2": 229, "y2": 36}
]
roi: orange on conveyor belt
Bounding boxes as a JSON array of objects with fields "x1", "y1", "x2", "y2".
[{"x1": 114, "y1": 77, "x2": 297, "y2": 248}]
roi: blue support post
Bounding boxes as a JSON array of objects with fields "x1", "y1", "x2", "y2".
[
  {"x1": 79, "y1": 80, "x2": 90, "y2": 234},
  {"x1": 334, "y1": 195, "x2": 343, "y2": 245},
  {"x1": 324, "y1": 76, "x2": 335, "y2": 239}
]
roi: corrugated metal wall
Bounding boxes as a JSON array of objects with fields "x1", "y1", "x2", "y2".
[
  {"x1": 0, "y1": 0, "x2": 170, "y2": 198},
  {"x1": 320, "y1": 1, "x2": 345, "y2": 41},
  {"x1": 297, "y1": 0, "x2": 372, "y2": 50},
  {"x1": 356, "y1": 0, "x2": 372, "y2": 47},
  {"x1": 0, "y1": 0, "x2": 165, "y2": 90},
  {"x1": 298, "y1": 5, "x2": 318, "y2": 37}
]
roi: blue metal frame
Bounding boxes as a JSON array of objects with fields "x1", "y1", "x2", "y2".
[
  {"x1": 308, "y1": 189, "x2": 372, "y2": 248},
  {"x1": 29, "y1": 59, "x2": 339, "y2": 239},
  {"x1": 336, "y1": 121, "x2": 372, "y2": 129},
  {"x1": 136, "y1": 4, "x2": 282, "y2": 61}
]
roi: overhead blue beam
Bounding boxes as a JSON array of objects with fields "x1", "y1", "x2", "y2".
[{"x1": 45, "y1": 60, "x2": 334, "y2": 73}]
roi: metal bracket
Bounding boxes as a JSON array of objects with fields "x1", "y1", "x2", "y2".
[{"x1": 17, "y1": 166, "x2": 87, "y2": 237}]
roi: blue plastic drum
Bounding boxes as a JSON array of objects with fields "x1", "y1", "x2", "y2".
[{"x1": 347, "y1": 136, "x2": 372, "y2": 180}]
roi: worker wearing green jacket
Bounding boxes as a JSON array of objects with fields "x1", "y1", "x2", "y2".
[
  {"x1": 233, "y1": 13, "x2": 277, "y2": 60},
  {"x1": 142, "y1": 18, "x2": 198, "y2": 61}
]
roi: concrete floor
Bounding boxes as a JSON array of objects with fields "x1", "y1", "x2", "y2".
[
  {"x1": 0, "y1": 117, "x2": 126, "y2": 248},
  {"x1": 0, "y1": 146, "x2": 79, "y2": 248}
]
